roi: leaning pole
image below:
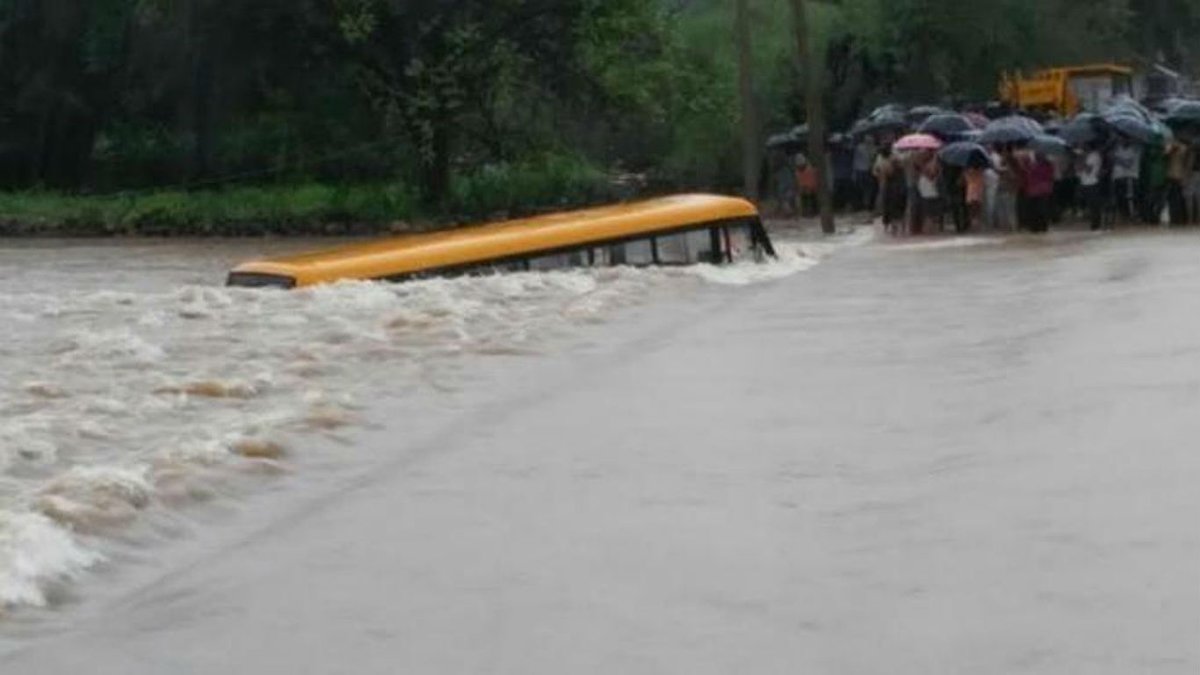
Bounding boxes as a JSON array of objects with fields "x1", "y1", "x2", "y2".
[{"x1": 790, "y1": 0, "x2": 835, "y2": 234}]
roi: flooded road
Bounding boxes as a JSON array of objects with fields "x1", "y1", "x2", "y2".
[{"x1": 2, "y1": 230, "x2": 1199, "y2": 673}]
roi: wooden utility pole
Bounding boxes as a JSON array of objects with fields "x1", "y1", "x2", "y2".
[
  {"x1": 789, "y1": 0, "x2": 835, "y2": 234},
  {"x1": 734, "y1": 0, "x2": 760, "y2": 202}
]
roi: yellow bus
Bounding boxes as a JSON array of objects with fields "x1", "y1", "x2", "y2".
[{"x1": 227, "y1": 194, "x2": 776, "y2": 289}]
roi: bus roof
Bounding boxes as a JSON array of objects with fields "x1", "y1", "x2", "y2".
[{"x1": 229, "y1": 194, "x2": 759, "y2": 287}]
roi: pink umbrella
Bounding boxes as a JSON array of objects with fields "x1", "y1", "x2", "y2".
[{"x1": 894, "y1": 133, "x2": 943, "y2": 151}]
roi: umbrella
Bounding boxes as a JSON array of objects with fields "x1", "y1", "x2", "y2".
[
  {"x1": 1157, "y1": 98, "x2": 1192, "y2": 115},
  {"x1": 1030, "y1": 134, "x2": 1070, "y2": 157},
  {"x1": 907, "y1": 105, "x2": 947, "y2": 125},
  {"x1": 894, "y1": 133, "x2": 943, "y2": 151},
  {"x1": 867, "y1": 103, "x2": 907, "y2": 120},
  {"x1": 918, "y1": 113, "x2": 975, "y2": 141},
  {"x1": 938, "y1": 142, "x2": 992, "y2": 169},
  {"x1": 849, "y1": 119, "x2": 871, "y2": 136},
  {"x1": 978, "y1": 116, "x2": 1042, "y2": 146},
  {"x1": 1105, "y1": 114, "x2": 1166, "y2": 145},
  {"x1": 1165, "y1": 101, "x2": 1200, "y2": 126},
  {"x1": 1103, "y1": 95, "x2": 1157, "y2": 124},
  {"x1": 861, "y1": 112, "x2": 909, "y2": 135},
  {"x1": 766, "y1": 132, "x2": 803, "y2": 153},
  {"x1": 964, "y1": 112, "x2": 990, "y2": 129},
  {"x1": 1061, "y1": 113, "x2": 1107, "y2": 146},
  {"x1": 766, "y1": 124, "x2": 812, "y2": 153}
]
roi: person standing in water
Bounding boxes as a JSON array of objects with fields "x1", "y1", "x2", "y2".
[
  {"x1": 914, "y1": 150, "x2": 941, "y2": 234},
  {"x1": 1022, "y1": 152, "x2": 1056, "y2": 233},
  {"x1": 1111, "y1": 139, "x2": 1141, "y2": 224},
  {"x1": 853, "y1": 136, "x2": 877, "y2": 213},
  {"x1": 992, "y1": 145, "x2": 1019, "y2": 231},
  {"x1": 964, "y1": 164, "x2": 985, "y2": 232},
  {"x1": 874, "y1": 145, "x2": 907, "y2": 235},
  {"x1": 1077, "y1": 144, "x2": 1104, "y2": 231}
]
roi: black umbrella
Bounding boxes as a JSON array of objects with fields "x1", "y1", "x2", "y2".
[
  {"x1": 766, "y1": 124, "x2": 812, "y2": 153},
  {"x1": 766, "y1": 132, "x2": 802, "y2": 153},
  {"x1": 1165, "y1": 101, "x2": 1200, "y2": 126},
  {"x1": 1030, "y1": 134, "x2": 1071, "y2": 157},
  {"x1": 1061, "y1": 113, "x2": 1107, "y2": 146},
  {"x1": 1157, "y1": 98, "x2": 1192, "y2": 114},
  {"x1": 918, "y1": 113, "x2": 975, "y2": 141},
  {"x1": 861, "y1": 112, "x2": 909, "y2": 136},
  {"x1": 907, "y1": 105, "x2": 947, "y2": 125},
  {"x1": 1105, "y1": 114, "x2": 1167, "y2": 145},
  {"x1": 867, "y1": 103, "x2": 907, "y2": 120},
  {"x1": 938, "y1": 142, "x2": 992, "y2": 169},
  {"x1": 978, "y1": 116, "x2": 1041, "y2": 146},
  {"x1": 1104, "y1": 96, "x2": 1157, "y2": 124}
]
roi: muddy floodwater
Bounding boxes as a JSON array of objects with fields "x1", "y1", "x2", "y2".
[{"x1": 1, "y1": 229, "x2": 1198, "y2": 674}]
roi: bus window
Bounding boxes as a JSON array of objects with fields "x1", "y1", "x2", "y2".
[
  {"x1": 609, "y1": 244, "x2": 627, "y2": 265},
  {"x1": 655, "y1": 232, "x2": 698, "y2": 264},
  {"x1": 726, "y1": 224, "x2": 753, "y2": 261},
  {"x1": 622, "y1": 239, "x2": 655, "y2": 265},
  {"x1": 529, "y1": 253, "x2": 572, "y2": 271},
  {"x1": 685, "y1": 229, "x2": 716, "y2": 263}
]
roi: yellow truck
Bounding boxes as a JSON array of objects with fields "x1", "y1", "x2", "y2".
[{"x1": 999, "y1": 64, "x2": 1134, "y2": 117}]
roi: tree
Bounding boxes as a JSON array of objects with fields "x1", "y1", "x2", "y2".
[
  {"x1": 735, "y1": 0, "x2": 760, "y2": 202},
  {"x1": 790, "y1": 0, "x2": 834, "y2": 234}
]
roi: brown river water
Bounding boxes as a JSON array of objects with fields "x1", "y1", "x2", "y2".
[{"x1": 0, "y1": 228, "x2": 1197, "y2": 674}]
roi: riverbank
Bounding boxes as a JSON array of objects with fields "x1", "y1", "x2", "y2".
[{"x1": 0, "y1": 157, "x2": 620, "y2": 237}]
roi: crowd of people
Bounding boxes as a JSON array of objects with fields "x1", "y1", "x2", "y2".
[{"x1": 771, "y1": 114, "x2": 1200, "y2": 236}]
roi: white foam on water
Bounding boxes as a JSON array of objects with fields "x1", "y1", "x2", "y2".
[
  {"x1": 885, "y1": 236, "x2": 1006, "y2": 252},
  {"x1": 58, "y1": 329, "x2": 165, "y2": 366},
  {"x1": 0, "y1": 511, "x2": 100, "y2": 609},
  {"x1": 35, "y1": 465, "x2": 155, "y2": 533},
  {"x1": 0, "y1": 234, "x2": 842, "y2": 612},
  {"x1": 688, "y1": 226, "x2": 874, "y2": 286}
]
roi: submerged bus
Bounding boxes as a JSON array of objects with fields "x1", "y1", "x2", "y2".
[{"x1": 226, "y1": 194, "x2": 776, "y2": 289}]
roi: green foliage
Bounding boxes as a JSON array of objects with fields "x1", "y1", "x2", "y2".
[
  {"x1": 447, "y1": 154, "x2": 610, "y2": 219},
  {"x1": 2, "y1": 0, "x2": 1199, "y2": 229},
  {"x1": 0, "y1": 153, "x2": 611, "y2": 233}
]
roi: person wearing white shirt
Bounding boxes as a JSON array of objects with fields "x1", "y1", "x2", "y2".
[
  {"x1": 1111, "y1": 140, "x2": 1141, "y2": 223},
  {"x1": 1077, "y1": 146, "x2": 1104, "y2": 231}
]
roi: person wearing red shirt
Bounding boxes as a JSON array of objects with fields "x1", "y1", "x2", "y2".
[{"x1": 1020, "y1": 152, "x2": 1056, "y2": 233}]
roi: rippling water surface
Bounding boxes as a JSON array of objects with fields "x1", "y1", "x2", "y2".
[
  {"x1": 0, "y1": 235, "x2": 828, "y2": 613},
  {"x1": 2, "y1": 229, "x2": 1198, "y2": 674}
]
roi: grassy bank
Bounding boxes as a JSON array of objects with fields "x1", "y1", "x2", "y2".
[{"x1": 0, "y1": 155, "x2": 616, "y2": 237}]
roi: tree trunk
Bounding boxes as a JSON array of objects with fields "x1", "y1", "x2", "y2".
[
  {"x1": 734, "y1": 0, "x2": 760, "y2": 202},
  {"x1": 789, "y1": 0, "x2": 835, "y2": 234},
  {"x1": 186, "y1": 0, "x2": 215, "y2": 183},
  {"x1": 422, "y1": 120, "x2": 452, "y2": 207}
]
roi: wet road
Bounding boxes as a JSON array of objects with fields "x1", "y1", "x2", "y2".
[{"x1": 2, "y1": 230, "x2": 1199, "y2": 673}]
